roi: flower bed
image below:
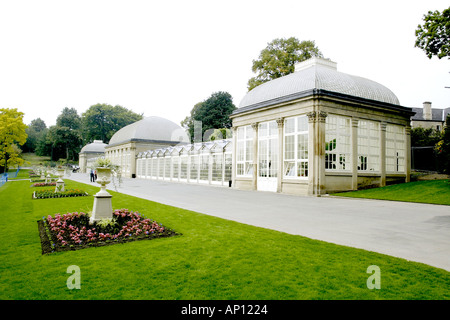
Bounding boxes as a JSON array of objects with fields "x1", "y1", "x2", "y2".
[
  {"x1": 33, "y1": 188, "x2": 89, "y2": 199},
  {"x1": 37, "y1": 209, "x2": 180, "y2": 254},
  {"x1": 32, "y1": 182, "x2": 57, "y2": 187}
]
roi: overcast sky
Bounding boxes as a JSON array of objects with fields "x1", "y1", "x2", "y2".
[{"x1": 0, "y1": 0, "x2": 449, "y2": 128}]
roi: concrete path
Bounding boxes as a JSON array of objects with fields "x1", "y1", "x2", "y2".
[{"x1": 68, "y1": 173, "x2": 450, "y2": 272}]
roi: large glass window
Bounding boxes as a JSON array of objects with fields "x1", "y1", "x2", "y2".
[
  {"x1": 236, "y1": 126, "x2": 254, "y2": 177},
  {"x1": 146, "y1": 158, "x2": 151, "y2": 178},
  {"x1": 190, "y1": 154, "x2": 199, "y2": 181},
  {"x1": 258, "y1": 121, "x2": 278, "y2": 178},
  {"x1": 172, "y1": 155, "x2": 179, "y2": 180},
  {"x1": 224, "y1": 151, "x2": 232, "y2": 182},
  {"x1": 386, "y1": 124, "x2": 405, "y2": 173},
  {"x1": 180, "y1": 155, "x2": 188, "y2": 180},
  {"x1": 199, "y1": 151, "x2": 209, "y2": 181},
  {"x1": 325, "y1": 115, "x2": 351, "y2": 171},
  {"x1": 212, "y1": 153, "x2": 223, "y2": 182},
  {"x1": 158, "y1": 157, "x2": 164, "y2": 178},
  {"x1": 151, "y1": 157, "x2": 157, "y2": 178},
  {"x1": 164, "y1": 157, "x2": 171, "y2": 179},
  {"x1": 284, "y1": 116, "x2": 308, "y2": 178},
  {"x1": 358, "y1": 120, "x2": 380, "y2": 172}
]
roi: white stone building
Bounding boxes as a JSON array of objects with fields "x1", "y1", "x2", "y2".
[
  {"x1": 85, "y1": 57, "x2": 415, "y2": 196},
  {"x1": 230, "y1": 57, "x2": 414, "y2": 195},
  {"x1": 411, "y1": 101, "x2": 449, "y2": 131},
  {"x1": 104, "y1": 116, "x2": 190, "y2": 178},
  {"x1": 79, "y1": 140, "x2": 108, "y2": 173}
]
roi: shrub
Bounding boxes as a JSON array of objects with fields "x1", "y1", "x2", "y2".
[
  {"x1": 40, "y1": 209, "x2": 179, "y2": 253},
  {"x1": 32, "y1": 182, "x2": 56, "y2": 187},
  {"x1": 33, "y1": 188, "x2": 88, "y2": 199}
]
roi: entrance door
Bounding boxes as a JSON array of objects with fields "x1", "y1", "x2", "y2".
[{"x1": 257, "y1": 121, "x2": 278, "y2": 192}]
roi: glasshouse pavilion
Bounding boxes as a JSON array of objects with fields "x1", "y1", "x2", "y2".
[
  {"x1": 104, "y1": 116, "x2": 190, "y2": 178},
  {"x1": 79, "y1": 140, "x2": 108, "y2": 173},
  {"x1": 82, "y1": 57, "x2": 414, "y2": 196},
  {"x1": 230, "y1": 57, "x2": 414, "y2": 195}
]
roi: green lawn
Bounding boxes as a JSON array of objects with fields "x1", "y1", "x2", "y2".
[
  {"x1": 333, "y1": 180, "x2": 450, "y2": 206},
  {"x1": 1, "y1": 172, "x2": 449, "y2": 300}
]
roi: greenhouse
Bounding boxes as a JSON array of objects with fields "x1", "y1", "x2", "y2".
[
  {"x1": 83, "y1": 57, "x2": 415, "y2": 196},
  {"x1": 136, "y1": 139, "x2": 233, "y2": 187}
]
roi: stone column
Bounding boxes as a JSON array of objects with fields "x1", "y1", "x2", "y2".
[
  {"x1": 307, "y1": 111, "x2": 328, "y2": 196},
  {"x1": 251, "y1": 123, "x2": 259, "y2": 191},
  {"x1": 380, "y1": 122, "x2": 387, "y2": 187},
  {"x1": 317, "y1": 111, "x2": 328, "y2": 195},
  {"x1": 276, "y1": 117, "x2": 284, "y2": 193},
  {"x1": 405, "y1": 125, "x2": 411, "y2": 183},
  {"x1": 351, "y1": 118, "x2": 359, "y2": 190},
  {"x1": 307, "y1": 112, "x2": 316, "y2": 195}
]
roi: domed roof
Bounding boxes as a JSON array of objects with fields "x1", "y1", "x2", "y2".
[
  {"x1": 80, "y1": 140, "x2": 107, "y2": 154},
  {"x1": 238, "y1": 57, "x2": 400, "y2": 112},
  {"x1": 108, "y1": 116, "x2": 190, "y2": 146}
]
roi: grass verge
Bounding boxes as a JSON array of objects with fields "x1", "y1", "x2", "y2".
[
  {"x1": 332, "y1": 180, "x2": 450, "y2": 206},
  {"x1": 0, "y1": 177, "x2": 449, "y2": 300}
]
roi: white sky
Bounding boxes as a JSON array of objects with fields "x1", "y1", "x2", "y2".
[{"x1": 0, "y1": 0, "x2": 449, "y2": 128}]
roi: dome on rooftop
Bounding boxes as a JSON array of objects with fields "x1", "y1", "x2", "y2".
[
  {"x1": 108, "y1": 116, "x2": 189, "y2": 146},
  {"x1": 80, "y1": 140, "x2": 107, "y2": 154},
  {"x1": 238, "y1": 57, "x2": 400, "y2": 112}
]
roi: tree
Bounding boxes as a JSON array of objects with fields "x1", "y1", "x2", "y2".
[
  {"x1": 435, "y1": 115, "x2": 450, "y2": 173},
  {"x1": 0, "y1": 108, "x2": 28, "y2": 173},
  {"x1": 22, "y1": 118, "x2": 47, "y2": 153},
  {"x1": 81, "y1": 104, "x2": 143, "y2": 143},
  {"x1": 46, "y1": 125, "x2": 82, "y2": 161},
  {"x1": 181, "y1": 92, "x2": 236, "y2": 142},
  {"x1": 415, "y1": 7, "x2": 450, "y2": 59},
  {"x1": 411, "y1": 127, "x2": 442, "y2": 147},
  {"x1": 247, "y1": 37, "x2": 323, "y2": 91},
  {"x1": 56, "y1": 107, "x2": 81, "y2": 130},
  {"x1": 36, "y1": 108, "x2": 83, "y2": 162}
]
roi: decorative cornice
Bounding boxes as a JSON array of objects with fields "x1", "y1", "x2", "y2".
[{"x1": 307, "y1": 111, "x2": 328, "y2": 123}]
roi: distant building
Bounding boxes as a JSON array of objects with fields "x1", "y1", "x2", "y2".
[
  {"x1": 79, "y1": 140, "x2": 107, "y2": 173},
  {"x1": 104, "y1": 116, "x2": 190, "y2": 178},
  {"x1": 411, "y1": 102, "x2": 450, "y2": 131}
]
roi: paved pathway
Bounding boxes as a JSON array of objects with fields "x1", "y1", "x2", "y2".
[{"x1": 69, "y1": 173, "x2": 450, "y2": 272}]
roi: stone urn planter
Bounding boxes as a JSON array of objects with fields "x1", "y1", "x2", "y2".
[
  {"x1": 95, "y1": 167, "x2": 112, "y2": 197},
  {"x1": 90, "y1": 159, "x2": 116, "y2": 223},
  {"x1": 55, "y1": 168, "x2": 65, "y2": 192}
]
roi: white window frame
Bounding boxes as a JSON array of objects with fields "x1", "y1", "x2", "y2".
[
  {"x1": 357, "y1": 120, "x2": 380, "y2": 172},
  {"x1": 325, "y1": 115, "x2": 351, "y2": 172},
  {"x1": 386, "y1": 124, "x2": 406, "y2": 173},
  {"x1": 283, "y1": 116, "x2": 309, "y2": 179},
  {"x1": 236, "y1": 125, "x2": 254, "y2": 177}
]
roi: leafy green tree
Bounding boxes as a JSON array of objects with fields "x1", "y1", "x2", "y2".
[
  {"x1": 435, "y1": 115, "x2": 450, "y2": 173},
  {"x1": 411, "y1": 127, "x2": 442, "y2": 147},
  {"x1": 0, "y1": 108, "x2": 28, "y2": 173},
  {"x1": 45, "y1": 125, "x2": 82, "y2": 161},
  {"x1": 415, "y1": 7, "x2": 450, "y2": 59},
  {"x1": 247, "y1": 37, "x2": 323, "y2": 91},
  {"x1": 181, "y1": 92, "x2": 236, "y2": 142},
  {"x1": 36, "y1": 108, "x2": 83, "y2": 162},
  {"x1": 56, "y1": 107, "x2": 81, "y2": 130},
  {"x1": 81, "y1": 104, "x2": 143, "y2": 143},
  {"x1": 22, "y1": 118, "x2": 47, "y2": 153}
]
